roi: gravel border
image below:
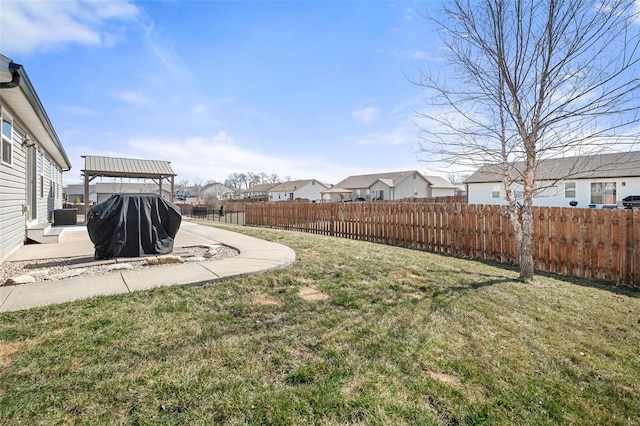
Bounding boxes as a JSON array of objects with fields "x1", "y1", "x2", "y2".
[{"x1": 1, "y1": 245, "x2": 239, "y2": 286}]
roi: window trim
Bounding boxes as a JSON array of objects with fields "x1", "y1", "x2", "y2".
[
  {"x1": 491, "y1": 184, "x2": 501, "y2": 199},
  {"x1": 1, "y1": 111, "x2": 14, "y2": 166},
  {"x1": 565, "y1": 181, "x2": 576, "y2": 198},
  {"x1": 590, "y1": 181, "x2": 617, "y2": 205}
]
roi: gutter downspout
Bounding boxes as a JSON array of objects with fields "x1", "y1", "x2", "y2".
[{"x1": 0, "y1": 62, "x2": 22, "y2": 89}]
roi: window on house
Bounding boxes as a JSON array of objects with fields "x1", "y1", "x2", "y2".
[
  {"x1": 590, "y1": 182, "x2": 616, "y2": 205},
  {"x1": 565, "y1": 182, "x2": 576, "y2": 198},
  {"x1": 1, "y1": 116, "x2": 13, "y2": 165},
  {"x1": 491, "y1": 185, "x2": 500, "y2": 198}
]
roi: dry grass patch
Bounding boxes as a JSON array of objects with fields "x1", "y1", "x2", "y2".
[
  {"x1": 298, "y1": 286, "x2": 329, "y2": 301},
  {"x1": 428, "y1": 370, "x2": 462, "y2": 388},
  {"x1": 252, "y1": 293, "x2": 283, "y2": 306},
  {"x1": 0, "y1": 341, "x2": 21, "y2": 375}
]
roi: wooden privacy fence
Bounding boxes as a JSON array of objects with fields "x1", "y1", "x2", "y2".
[{"x1": 245, "y1": 202, "x2": 640, "y2": 288}]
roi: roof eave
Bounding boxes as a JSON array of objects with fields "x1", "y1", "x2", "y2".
[{"x1": 0, "y1": 55, "x2": 72, "y2": 171}]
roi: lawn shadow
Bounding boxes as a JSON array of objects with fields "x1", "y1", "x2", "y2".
[{"x1": 438, "y1": 255, "x2": 640, "y2": 298}]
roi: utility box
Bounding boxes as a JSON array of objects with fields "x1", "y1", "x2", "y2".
[{"x1": 53, "y1": 208, "x2": 78, "y2": 226}]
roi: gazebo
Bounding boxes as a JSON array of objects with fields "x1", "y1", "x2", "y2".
[
  {"x1": 81, "y1": 155, "x2": 177, "y2": 216},
  {"x1": 320, "y1": 187, "x2": 353, "y2": 203}
]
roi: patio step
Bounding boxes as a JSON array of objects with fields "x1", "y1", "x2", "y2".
[{"x1": 26, "y1": 223, "x2": 64, "y2": 244}]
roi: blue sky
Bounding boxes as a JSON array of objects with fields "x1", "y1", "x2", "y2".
[{"x1": 0, "y1": 0, "x2": 447, "y2": 186}]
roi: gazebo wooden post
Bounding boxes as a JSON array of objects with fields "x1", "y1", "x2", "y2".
[
  {"x1": 84, "y1": 172, "x2": 89, "y2": 220},
  {"x1": 170, "y1": 176, "x2": 175, "y2": 203}
]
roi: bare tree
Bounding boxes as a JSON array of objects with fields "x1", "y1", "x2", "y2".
[
  {"x1": 267, "y1": 173, "x2": 281, "y2": 184},
  {"x1": 192, "y1": 178, "x2": 204, "y2": 201},
  {"x1": 247, "y1": 172, "x2": 261, "y2": 187},
  {"x1": 175, "y1": 179, "x2": 190, "y2": 201},
  {"x1": 448, "y1": 173, "x2": 471, "y2": 185},
  {"x1": 417, "y1": 0, "x2": 640, "y2": 282}
]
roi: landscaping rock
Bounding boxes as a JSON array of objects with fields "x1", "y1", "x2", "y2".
[
  {"x1": 45, "y1": 268, "x2": 88, "y2": 280},
  {"x1": 106, "y1": 263, "x2": 134, "y2": 271},
  {"x1": 3, "y1": 275, "x2": 36, "y2": 286},
  {"x1": 146, "y1": 255, "x2": 184, "y2": 265}
]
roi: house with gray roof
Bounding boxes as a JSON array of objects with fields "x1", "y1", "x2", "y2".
[
  {"x1": 465, "y1": 151, "x2": 640, "y2": 208},
  {"x1": 0, "y1": 55, "x2": 72, "y2": 258},
  {"x1": 268, "y1": 179, "x2": 330, "y2": 202},
  {"x1": 201, "y1": 182, "x2": 236, "y2": 201},
  {"x1": 328, "y1": 170, "x2": 457, "y2": 202},
  {"x1": 237, "y1": 182, "x2": 278, "y2": 200}
]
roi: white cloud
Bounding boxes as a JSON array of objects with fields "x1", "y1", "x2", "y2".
[
  {"x1": 352, "y1": 106, "x2": 381, "y2": 124},
  {"x1": 405, "y1": 8, "x2": 414, "y2": 20},
  {"x1": 58, "y1": 105, "x2": 100, "y2": 116},
  {"x1": 122, "y1": 132, "x2": 358, "y2": 185},
  {"x1": 190, "y1": 104, "x2": 208, "y2": 114},
  {"x1": 0, "y1": 0, "x2": 139, "y2": 55},
  {"x1": 112, "y1": 90, "x2": 151, "y2": 105},
  {"x1": 143, "y1": 22, "x2": 192, "y2": 80},
  {"x1": 347, "y1": 123, "x2": 416, "y2": 146}
]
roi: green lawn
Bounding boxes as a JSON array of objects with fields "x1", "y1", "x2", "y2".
[{"x1": 1, "y1": 221, "x2": 639, "y2": 425}]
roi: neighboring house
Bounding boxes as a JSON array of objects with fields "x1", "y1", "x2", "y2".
[
  {"x1": 268, "y1": 179, "x2": 330, "y2": 202},
  {"x1": 465, "y1": 151, "x2": 640, "y2": 208},
  {"x1": 64, "y1": 184, "x2": 96, "y2": 204},
  {"x1": 419, "y1": 175, "x2": 461, "y2": 198},
  {"x1": 94, "y1": 182, "x2": 172, "y2": 204},
  {"x1": 237, "y1": 183, "x2": 278, "y2": 200},
  {"x1": 201, "y1": 182, "x2": 236, "y2": 201},
  {"x1": 328, "y1": 170, "x2": 457, "y2": 202},
  {"x1": 0, "y1": 55, "x2": 71, "y2": 260}
]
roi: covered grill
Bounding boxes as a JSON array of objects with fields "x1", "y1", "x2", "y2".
[{"x1": 87, "y1": 194, "x2": 182, "y2": 259}]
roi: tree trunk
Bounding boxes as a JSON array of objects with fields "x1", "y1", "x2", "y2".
[{"x1": 519, "y1": 202, "x2": 535, "y2": 282}]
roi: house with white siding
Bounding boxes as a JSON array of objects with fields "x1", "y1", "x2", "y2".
[
  {"x1": 64, "y1": 184, "x2": 96, "y2": 205},
  {"x1": 201, "y1": 182, "x2": 236, "y2": 201},
  {"x1": 327, "y1": 170, "x2": 457, "y2": 202},
  {"x1": 268, "y1": 179, "x2": 329, "y2": 202},
  {"x1": 237, "y1": 183, "x2": 278, "y2": 200},
  {"x1": 94, "y1": 182, "x2": 172, "y2": 204},
  {"x1": 466, "y1": 151, "x2": 640, "y2": 208},
  {"x1": 0, "y1": 55, "x2": 71, "y2": 260}
]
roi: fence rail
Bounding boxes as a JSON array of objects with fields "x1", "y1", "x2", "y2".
[{"x1": 245, "y1": 202, "x2": 640, "y2": 288}]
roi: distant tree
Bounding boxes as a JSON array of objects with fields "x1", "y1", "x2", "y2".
[
  {"x1": 267, "y1": 173, "x2": 281, "y2": 184},
  {"x1": 238, "y1": 173, "x2": 248, "y2": 189},
  {"x1": 225, "y1": 173, "x2": 242, "y2": 189},
  {"x1": 448, "y1": 173, "x2": 470, "y2": 184},
  {"x1": 258, "y1": 172, "x2": 268, "y2": 184},
  {"x1": 192, "y1": 178, "x2": 204, "y2": 201},
  {"x1": 175, "y1": 179, "x2": 190, "y2": 201},
  {"x1": 202, "y1": 191, "x2": 218, "y2": 206},
  {"x1": 247, "y1": 172, "x2": 261, "y2": 187},
  {"x1": 417, "y1": 0, "x2": 640, "y2": 282}
]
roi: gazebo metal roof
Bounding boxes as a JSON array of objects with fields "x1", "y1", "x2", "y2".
[{"x1": 81, "y1": 155, "x2": 177, "y2": 214}]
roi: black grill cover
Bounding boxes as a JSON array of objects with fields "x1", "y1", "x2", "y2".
[{"x1": 87, "y1": 194, "x2": 182, "y2": 259}]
